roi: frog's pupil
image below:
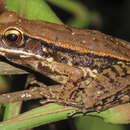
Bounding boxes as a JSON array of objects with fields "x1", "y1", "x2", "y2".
[{"x1": 6, "y1": 34, "x2": 18, "y2": 42}]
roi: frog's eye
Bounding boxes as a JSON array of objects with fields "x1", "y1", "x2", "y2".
[{"x1": 3, "y1": 28, "x2": 24, "y2": 47}]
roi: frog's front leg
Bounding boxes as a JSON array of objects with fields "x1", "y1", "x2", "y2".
[
  {"x1": 39, "y1": 61, "x2": 84, "y2": 83},
  {"x1": 24, "y1": 58, "x2": 85, "y2": 98},
  {"x1": 52, "y1": 62, "x2": 84, "y2": 82},
  {"x1": 21, "y1": 57, "x2": 84, "y2": 83}
]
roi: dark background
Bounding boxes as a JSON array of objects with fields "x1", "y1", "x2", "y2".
[
  {"x1": 83, "y1": 0, "x2": 130, "y2": 41},
  {"x1": 50, "y1": 0, "x2": 130, "y2": 42}
]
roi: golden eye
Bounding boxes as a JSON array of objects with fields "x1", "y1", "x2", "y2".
[{"x1": 3, "y1": 28, "x2": 24, "y2": 47}]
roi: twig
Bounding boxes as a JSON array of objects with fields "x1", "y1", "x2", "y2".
[
  {"x1": 0, "y1": 61, "x2": 28, "y2": 75},
  {"x1": 0, "y1": 87, "x2": 45, "y2": 104}
]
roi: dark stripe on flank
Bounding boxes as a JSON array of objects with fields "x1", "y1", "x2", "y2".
[
  {"x1": 24, "y1": 35, "x2": 128, "y2": 62},
  {"x1": 110, "y1": 66, "x2": 120, "y2": 77}
]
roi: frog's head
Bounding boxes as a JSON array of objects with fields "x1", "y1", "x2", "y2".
[
  {"x1": 0, "y1": 12, "x2": 46, "y2": 57},
  {"x1": 0, "y1": 11, "x2": 56, "y2": 74}
]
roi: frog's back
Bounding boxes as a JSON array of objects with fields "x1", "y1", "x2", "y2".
[{"x1": 0, "y1": 11, "x2": 129, "y2": 61}]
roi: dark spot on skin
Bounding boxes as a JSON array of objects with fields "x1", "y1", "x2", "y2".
[
  {"x1": 118, "y1": 62, "x2": 129, "y2": 76},
  {"x1": 99, "y1": 58, "x2": 106, "y2": 63},
  {"x1": 109, "y1": 78, "x2": 114, "y2": 83},
  {"x1": 93, "y1": 38, "x2": 99, "y2": 43},
  {"x1": 38, "y1": 62, "x2": 60, "y2": 76},
  {"x1": 103, "y1": 73, "x2": 110, "y2": 78},
  {"x1": 110, "y1": 66, "x2": 120, "y2": 77},
  {"x1": 55, "y1": 37, "x2": 58, "y2": 41},
  {"x1": 109, "y1": 99, "x2": 119, "y2": 105},
  {"x1": 95, "y1": 79, "x2": 101, "y2": 84},
  {"x1": 96, "y1": 85, "x2": 104, "y2": 90},
  {"x1": 41, "y1": 51, "x2": 50, "y2": 58},
  {"x1": 116, "y1": 99, "x2": 122, "y2": 104},
  {"x1": 60, "y1": 56, "x2": 68, "y2": 64},
  {"x1": 109, "y1": 37, "x2": 115, "y2": 43},
  {"x1": 87, "y1": 59, "x2": 93, "y2": 66},
  {"x1": 121, "y1": 66, "x2": 129, "y2": 77},
  {"x1": 65, "y1": 26, "x2": 72, "y2": 32},
  {"x1": 114, "y1": 91, "x2": 121, "y2": 100},
  {"x1": 72, "y1": 61, "x2": 79, "y2": 66},
  {"x1": 38, "y1": 62, "x2": 52, "y2": 73},
  {"x1": 90, "y1": 31, "x2": 96, "y2": 35},
  {"x1": 122, "y1": 67, "x2": 127, "y2": 74},
  {"x1": 5, "y1": 53, "x2": 20, "y2": 59},
  {"x1": 102, "y1": 98, "x2": 108, "y2": 105},
  {"x1": 103, "y1": 73, "x2": 115, "y2": 83},
  {"x1": 113, "y1": 81, "x2": 121, "y2": 87},
  {"x1": 87, "y1": 53, "x2": 95, "y2": 57},
  {"x1": 78, "y1": 87, "x2": 84, "y2": 91},
  {"x1": 104, "y1": 90, "x2": 110, "y2": 93}
]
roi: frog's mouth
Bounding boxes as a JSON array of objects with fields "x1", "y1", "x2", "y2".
[
  {"x1": 0, "y1": 44, "x2": 68, "y2": 85},
  {"x1": 0, "y1": 46, "x2": 43, "y2": 59}
]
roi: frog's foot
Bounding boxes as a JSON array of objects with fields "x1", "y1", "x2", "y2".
[
  {"x1": 67, "y1": 109, "x2": 84, "y2": 117},
  {"x1": 40, "y1": 99, "x2": 58, "y2": 105},
  {"x1": 40, "y1": 98, "x2": 85, "y2": 118},
  {"x1": 67, "y1": 107, "x2": 96, "y2": 117}
]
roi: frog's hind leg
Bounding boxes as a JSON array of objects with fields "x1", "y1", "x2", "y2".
[{"x1": 29, "y1": 80, "x2": 84, "y2": 108}]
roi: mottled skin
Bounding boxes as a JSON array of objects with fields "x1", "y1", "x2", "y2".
[{"x1": 0, "y1": 11, "x2": 129, "y2": 113}]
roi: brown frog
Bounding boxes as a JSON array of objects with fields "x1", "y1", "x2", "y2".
[{"x1": 0, "y1": 11, "x2": 129, "y2": 113}]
